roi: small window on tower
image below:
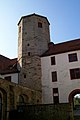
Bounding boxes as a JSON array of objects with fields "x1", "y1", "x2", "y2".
[
  {"x1": 70, "y1": 68, "x2": 80, "y2": 80},
  {"x1": 53, "y1": 88, "x2": 59, "y2": 104},
  {"x1": 38, "y1": 22, "x2": 42, "y2": 28},
  {"x1": 24, "y1": 74, "x2": 26, "y2": 78},
  {"x1": 52, "y1": 71, "x2": 57, "y2": 82},
  {"x1": 28, "y1": 52, "x2": 30, "y2": 56},
  {"x1": 27, "y1": 43, "x2": 30, "y2": 46}
]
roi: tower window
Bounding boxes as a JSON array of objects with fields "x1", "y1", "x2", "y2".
[
  {"x1": 28, "y1": 52, "x2": 30, "y2": 56},
  {"x1": 27, "y1": 43, "x2": 30, "y2": 46},
  {"x1": 38, "y1": 22, "x2": 42, "y2": 28},
  {"x1": 24, "y1": 74, "x2": 26, "y2": 78}
]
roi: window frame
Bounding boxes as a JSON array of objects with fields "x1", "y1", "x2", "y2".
[
  {"x1": 38, "y1": 22, "x2": 42, "y2": 28},
  {"x1": 70, "y1": 68, "x2": 80, "y2": 80},
  {"x1": 53, "y1": 88, "x2": 58, "y2": 94},
  {"x1": 28, "y1": 52, "x2": 30, "y2": 56},
  {"x1": 53, "y1": 88, "x2": 59, "y2": 104},
  {"x1": 68, "y1": 53, "x2": 78, "y2": 62},
  {"x1": 52, "y1": 71, "x2": 57, "y2": 82},
  {"x1": 24, "y1": 74, "x2": 26, "y2": 78},
  {"x1": 51, "y1": 56, "x2": 56, "y2": 65}
]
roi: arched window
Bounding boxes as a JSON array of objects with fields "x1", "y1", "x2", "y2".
[{"x1": 19, "y1": 94, "x2": 29, "y2": 105}]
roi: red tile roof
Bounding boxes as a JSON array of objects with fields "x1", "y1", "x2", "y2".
[
  {"x1": 0, "y1": 55, "x2": 19, "y2": 75},
  {"x1": 41, "y1": 39, "x2": 80, "y2": 57}
]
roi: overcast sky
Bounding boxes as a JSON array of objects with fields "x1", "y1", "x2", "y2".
[{"x1": 0, "y1": 0, "x2": 80, "y2": 58}]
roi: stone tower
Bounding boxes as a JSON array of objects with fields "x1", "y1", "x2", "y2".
[{"x1": 18, "y1": 13, "x2": 50, "y2": 92}]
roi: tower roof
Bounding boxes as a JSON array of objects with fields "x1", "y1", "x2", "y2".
[{"x1": 18, "y1": 13, "x2": 50, "y2": 25}]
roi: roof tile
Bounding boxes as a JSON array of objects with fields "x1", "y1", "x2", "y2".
[
  {"x1": 41, "y1": 39, "x2": 80, "y2": 57},
  {"x1": 0, "y1": 55, "x2": 18, "y2": 75}
]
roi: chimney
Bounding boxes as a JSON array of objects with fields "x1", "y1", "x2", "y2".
[{"x1": 48, "y1": 42, "x2": 54, "y2": 49}]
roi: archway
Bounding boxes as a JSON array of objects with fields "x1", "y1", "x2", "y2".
[
  {"x1": 18, "y1": 94, "x2": 29, "y2": 105},
  {"x1": 68, "y1": 89, "x2": 80, "y2": 118},
  {"x1": 69, "y1": 89, "x2": 80, "y2": 104}
]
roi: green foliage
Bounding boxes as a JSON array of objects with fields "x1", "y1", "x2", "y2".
[{"x1": 74, "y1": 97, "x2": 80, "y2": 106}]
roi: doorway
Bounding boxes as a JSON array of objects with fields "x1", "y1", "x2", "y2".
[{"x1": 69, "y1": 89, "x2": 80, "y2": 118}]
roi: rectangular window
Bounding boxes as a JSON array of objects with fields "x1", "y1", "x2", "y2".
[
  {"x1": 52, "y1": 71, "x2": 57, "y2": 82},
  {"x1": 38, "y1": 22, "x2": 42, "y2": 28},
  {"x1": 53, "y1": 88, "x2": 58, "y2": 94},
  {"x1": 70, "y1": 68, "x2": 80, "y2": 80},
  {"x1": 68, "y1": 53, "x2": 78, "y2": 62},
  {"x1": 51, "y1": 56, "x2": 56, "y2": 65},
  {"x1": 5, "y1": 76, "x2": 11, "y2": 82},
  {"x1": 24, "y1": 74, "x2": 26, "y2": 78},
  {"x1": 28, "y1": 52, "x2": 30, "y2": 56},
  {"x1": 53, "y1": 88, "x2": 59, "y2": 104}
]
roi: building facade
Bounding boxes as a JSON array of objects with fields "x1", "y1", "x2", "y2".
[
  {"x1": 41, "y1": 40, "x2": 80, "y2": 104},
  {"x1": 0, "y1": 78, "x2": 41, "y2": 120},
  {"x1": 0, "y1": 55, "x2": 19, "y2": 84},
  {"x1": 0, "y1": 13, "x2": 80, "y2": 119}
]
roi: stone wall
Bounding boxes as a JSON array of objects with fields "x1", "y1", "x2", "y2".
[
  {"x1": 18, "y1": 14, "x2": 50, "y2": 93},
  {"x1": 10, "y1": 103, "x2": 74, "y2": 120},
  {"x1": 0, "y1": 78, "x2": 41, "y2": 120}
]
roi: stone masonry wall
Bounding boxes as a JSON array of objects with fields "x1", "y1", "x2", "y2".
[
  {"x1": 10, "y1": 103, "x2": 73, "y2": 120},
  {"x1": 0, "y1": 78, "x2": 42, "y2": 120},
  {"x1": 18, "y1": 14, "x2": 50, "y2": 94}
]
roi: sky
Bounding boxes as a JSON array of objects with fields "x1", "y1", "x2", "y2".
[{"x1": 0, "y1": 0, "x2": 80, "y2": 58}]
